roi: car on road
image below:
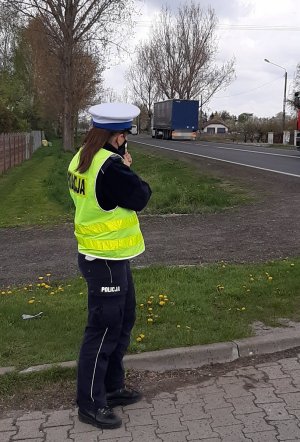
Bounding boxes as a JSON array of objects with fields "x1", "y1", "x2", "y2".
[{"x1": 131, "y1": 124, "x2": 138, "y2": 135}]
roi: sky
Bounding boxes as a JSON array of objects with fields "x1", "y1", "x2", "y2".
[{"x1": 102, "y1": 0, "x2": 300, "y2": 118}]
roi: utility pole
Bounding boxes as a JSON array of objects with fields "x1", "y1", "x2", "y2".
[{"x1": 264, "y1": 59, "x2": 287, "y2": 139}]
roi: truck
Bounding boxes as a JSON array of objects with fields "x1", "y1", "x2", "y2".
[{"x1": 152, "y1": 99, "x2": 199, "y2": 141}]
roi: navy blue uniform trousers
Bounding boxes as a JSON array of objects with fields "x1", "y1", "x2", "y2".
[{"x1": 77, "y1": 253, "x2": 136, "y2": 411}]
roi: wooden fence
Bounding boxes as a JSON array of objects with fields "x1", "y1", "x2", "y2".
[{"x1": 0, "y1": 131, "x2": 42, "y2": 174}]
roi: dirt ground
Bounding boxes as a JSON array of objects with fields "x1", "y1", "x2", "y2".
[{"x1": 1, "y1": 147, "x2": 300, "y2": 288}]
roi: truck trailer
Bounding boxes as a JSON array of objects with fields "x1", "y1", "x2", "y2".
[{"x1": 152, "y1": 99, "x2": 199, "y2": 140}]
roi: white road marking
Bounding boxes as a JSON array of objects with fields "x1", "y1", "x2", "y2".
[
  {"x1": 179, "y1": 141, "x2": 299, "y2": 159},
  {"x1": 135, "y1": 141, "x2": 300, "y2": 178}
]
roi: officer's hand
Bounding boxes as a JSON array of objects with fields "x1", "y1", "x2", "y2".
[{"x1": 123, "y1": 152, "x2": 132, "y2": 167}]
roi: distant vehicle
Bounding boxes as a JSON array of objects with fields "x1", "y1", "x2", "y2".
[
  {"x1": 152, "y1": 99, "x2": 199, "y2": 141},
  {"x1": 130, "y1": 124, "x2": 138, "y2": 135}
]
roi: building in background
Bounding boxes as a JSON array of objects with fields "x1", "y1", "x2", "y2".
[{"x1": 202, "y1": 120, "x2": 229, "y2": 134}]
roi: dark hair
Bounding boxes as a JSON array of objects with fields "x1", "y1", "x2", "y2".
[{"x1": 76, "y1": 127, "x2": 112, "y2": 173}]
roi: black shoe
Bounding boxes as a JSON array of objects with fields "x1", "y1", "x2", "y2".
[
  {"x1": 107, "y1": 387, "x2": 143, "y2": 407},
  {"x1": 78, "y1": 406, "x2": 122, "y2": 429}
]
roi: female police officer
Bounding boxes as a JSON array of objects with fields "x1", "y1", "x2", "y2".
[{"x1": 68, "y1": 103, "x2": 151, "y2": 429}]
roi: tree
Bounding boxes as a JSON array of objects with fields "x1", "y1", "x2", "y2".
[
  {"x1": 4, "y1": 0, "x2": 134, "y2": 150},
  {"x1": 0, "y1": 13, "x2": 37, "y2": 132},
  {"x1": 142, "y1": 1, "x2": 235, "y2": 104},
  {"x1": 127, "y1": 43, "x2": 160, "y2": 130},
  {"x1": 22, "y1": 16, "x2": 102, "y2": 136},
  {"x1": 0, "y1": 4, "x2": 20, "y2": 71},
  {"x1": 293, "y1": 63, "x2": 300, "y2": 94}
]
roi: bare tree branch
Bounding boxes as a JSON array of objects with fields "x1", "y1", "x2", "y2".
[{"x1": 133, "y1": 1, "x2": 235, "y2": 107}]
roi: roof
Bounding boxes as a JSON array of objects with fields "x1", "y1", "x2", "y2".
[{"x1": 203, "y1": 120, "x2": 229, "y2": 128}]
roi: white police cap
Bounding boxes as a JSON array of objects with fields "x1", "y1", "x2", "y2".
[{"x1": 89, "y1": 102, "x2": 140, "y2": 131}]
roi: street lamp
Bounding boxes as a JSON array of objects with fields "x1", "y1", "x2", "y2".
[{"x1": 264, "y1": 58, "x2": 287, "y2": 138}]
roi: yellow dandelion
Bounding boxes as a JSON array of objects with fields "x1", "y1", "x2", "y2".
[
  {"x1": 79, "y1": 292, "x2": 84, "y2": 295},
  {"x1": 41, "y1": 282, "x2": 46, "y2": 287},
  {"x1": 38, "y1": 276, "x2": 44, "y2": 280},
  {"x1": 268, "y1": 276, "x2": 273, "y2": 281},
  {"x1": 28, "y1": 299, "x2": 35, "y2": 304},
  {"x1": 37, "y1": 283, "x2": 41, "y2": 287},
  {"x1": 7, "y1": 290, "x2": 12, "y2": 294},
  {"x1": 291, "y1": 263, "x2": 295, "y2": 267},
  {"x1": 28, "y1": 284, "x2": 32, "y2": 287},
  {"x1": 147, "y1": 318, "x2": 153, "y2": 323},
  {"x1": 149, "y1": 296, "x2": 154, "y2": 299},
  {"x1": 46, "y1": 273, "x2": 51, "y2": 277},
  {"x1": 246, "y1": 289, "x2": 251, "y2": 292},
  {"x1": 50, "y1": 291, "x2": 55, "y2": 295},
  {"x1": 159, "y1": 294, "x2": 164, "y2": 299},
  {"x1": 241, "y1": 307, "x2": 246, "y2": 311},
  {"x1": 136, "y1": 337, "x2": 142, "y2": 342},
  {"x1": 148, "y1": 307, "x2": 153, "y2": 311},
  {"x1": 24, "y1": 287, "x2": 28, "y2": 291},
  {"x1": 140, "y1": 334, "x2": 145, "y2": 339},
  {"x1": 250, "y1": 278, "x2": 254, "y2": 281},
  {"x1": 140, "y1": 303, "x2": 144, "y2": 307},
  {"x1": 1, "y1": 291, "x2": 5, "y2": 295},
  {"x1": 147, "y1": 300, "x2": 152, "y2": 305},
  {"x1": 177, "y1": 325, "x2": 181, "y2": 328},
  {"x1": 159, "y1": 301, "x2": 165, "y2": 306}
]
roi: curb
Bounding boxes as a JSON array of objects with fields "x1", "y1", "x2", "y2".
[{"x1": 3, "y1": 328, "x2": 300, "y2": 376}]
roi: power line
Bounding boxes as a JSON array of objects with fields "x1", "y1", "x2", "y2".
[
  {"x1": 133, "y1": 21, "x2": 300, "y2": 31},
  {"x1": 217, "y1": 24, "x2": 300, "y2": 31},
  {"x1": 213, "y1": 75, "x2": 284, "y2": 99}
]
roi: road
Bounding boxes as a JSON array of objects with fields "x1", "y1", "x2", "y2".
[{"x1": 131, "y1": 135, "x2": 300, "y2": 178}]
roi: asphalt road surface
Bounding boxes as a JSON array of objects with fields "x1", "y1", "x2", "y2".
[{"x1": 132, "y1": 135, "x2": 300, "y2": 178}]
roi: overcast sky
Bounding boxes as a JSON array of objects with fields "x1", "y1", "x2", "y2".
[{"x1": 102, "y1": 0, "x2": 299, "y2": 118}]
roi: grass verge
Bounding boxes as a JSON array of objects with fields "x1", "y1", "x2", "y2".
[
  {"x1": 0, "y1": 140, "x2": 74, "y2": 227},
  {"x1": 0, "y1": 139, "x2": 250, "y2": 227},
  {"x1": 0, "y1": 366, "x2": 76, "y2": 406},
  {"x1": 0, "y1": 258, "x2": 299, "y2": 369}
]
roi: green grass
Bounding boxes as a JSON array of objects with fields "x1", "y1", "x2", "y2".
[
  {"x1": 0, "y1": 366, "x2": 76, "y2": 401},
  {"x1": 130, "y1": 143, "x2": 250, "y2": 214},
  {"x1": 0, "y1": 258, "x2": 299, "y2": 369},
  {"x1": 0, "y1": 366, "x2": 76, "y2": 395},
  {"x1": 0, "y1": 140, "x2": 250, "y2": 227},
  {"x1": 0, "y1": 140, "x2": 74, "y2": 227}
]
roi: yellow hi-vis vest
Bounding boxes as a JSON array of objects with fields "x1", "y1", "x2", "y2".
[{"x1": 68, "y1": 148, "x2": 145, "y2": 260}]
